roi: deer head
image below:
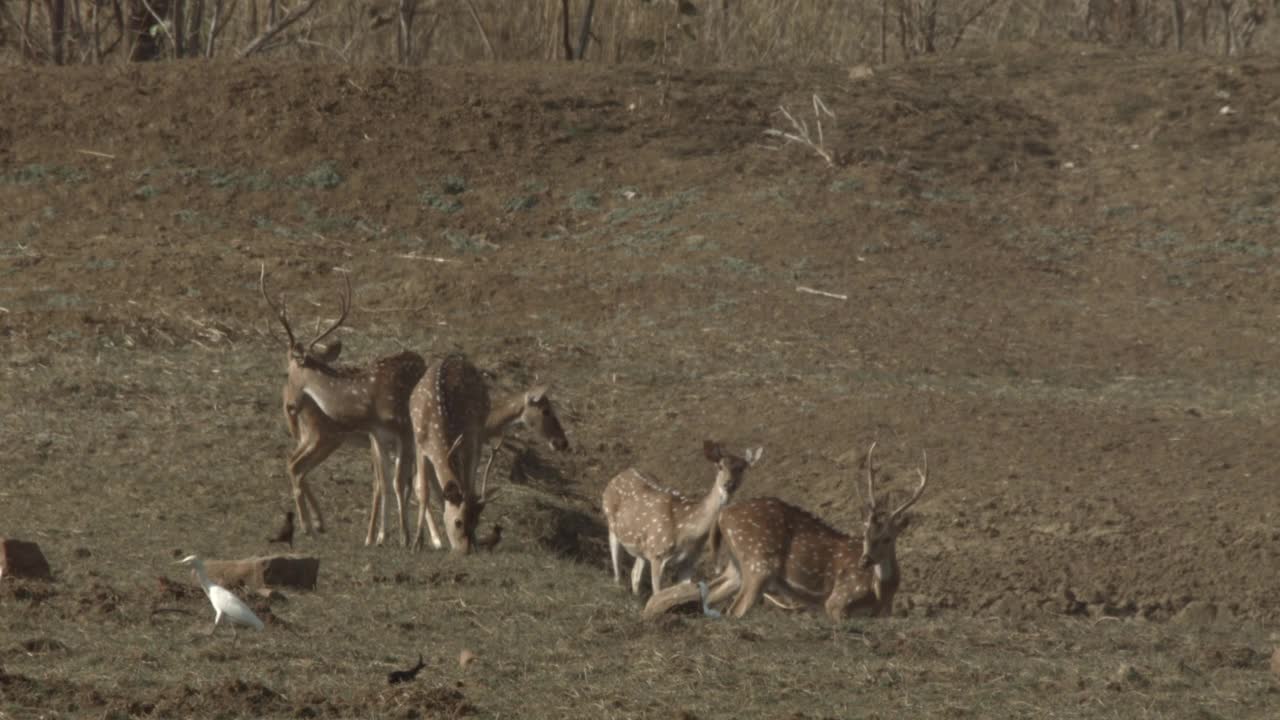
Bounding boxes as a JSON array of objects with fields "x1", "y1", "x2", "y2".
[
  {"x1": 518, "y1": 386, "x2": 570, "y2": 452},
  {"x1": 260, "y1": 264, "x2": 352, "y2": 371},
  {"x1": 857, "y1": 442, "x2": 928, "y2": 571},
  {"x1": 441, "y1": 439, "x2": 503, "y2": 553},
  {"x1": 703, "y1": 440, "x2": 762, "y2": 501}
]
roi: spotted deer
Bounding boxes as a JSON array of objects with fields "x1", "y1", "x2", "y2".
[
  {"x1": 603, "y1": 441, "x2": 763, "y2": 596},
  {"x1": 262, "y1": 267, "x2": 426, "y2": 546},
  {"x1": 645, "y1": 442, "x2": 929, "y2": 621},
  {"x1": 409, "y1": 353, "x2": 570, "y2": 553}
]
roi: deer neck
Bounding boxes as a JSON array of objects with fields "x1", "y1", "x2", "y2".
[
  {"x1": 873, "y1": 549, "x2": 900, "y2": 593},
  {"x1": 673, "y1": 483, "x2": 730, "y2": 542},
  {"x1": 483, "y1": 392, "x2": 526, "y2": 440}
]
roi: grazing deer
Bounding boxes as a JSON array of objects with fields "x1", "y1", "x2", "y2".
[
  {"x1": 645, "y1": 442, "x2": 929, "y2": 621},
  {"x1": 262, "y1": 267, "x2": 426, "y2": 546},
  {"x1": 603, "y1": 441, "x2": 763, "y2": 596},
  {"x1": 409, "y1": 353, "x2": 570, "y2": 553}
]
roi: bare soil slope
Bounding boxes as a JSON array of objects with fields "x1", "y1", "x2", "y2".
[{"x1": 1, "y1": 45, "x2": 1279, "y2": 718}]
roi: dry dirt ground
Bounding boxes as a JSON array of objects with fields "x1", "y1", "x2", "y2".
[{"x1": 2, "y1": 44, "x2": 1279, "y2": 718}]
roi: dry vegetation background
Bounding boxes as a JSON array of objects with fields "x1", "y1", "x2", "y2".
[
  {"x1": 2, "y1": 0, "x2": 1280, "y2": 718},
  {"x1": 4, "y1": 0, "x2": 1280, "y2": 67}
]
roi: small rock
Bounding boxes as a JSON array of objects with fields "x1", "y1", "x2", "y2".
[
  {"x1": 459, "y1": 649, "x2": 477, "y2": 669},
  {"x1": 1270, "y1": 646, "x2": 1280, "y2": 679}
]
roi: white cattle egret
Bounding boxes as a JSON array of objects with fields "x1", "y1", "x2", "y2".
[
  {"x1": 176, "y1": 554, "x2": 265, "y2": 635},
  {"x1": 698, "y1": 581, "x2": 722, "y2": 619}
]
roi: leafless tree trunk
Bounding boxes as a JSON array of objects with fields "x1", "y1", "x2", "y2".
[
  {"x1": 1171, "y1": 0, "x2": 1185, "y2": 48},
  {"x1": 575, "y1": 0, "x2": 595, "y2": 59},
  {"x1": 397, "y1": 0, "x2": 418, "y2": 63},
  {"x1": 185, "y1": 0, "x2": 203, "y2": 55},
  {"x1": 559, "y1": 0, "x2": 572, "y2": 60},
  {"x1": 207, "y1": 0, "x2": 236, "y2": 56},
  {"x1": 919, "y1": 0, "x2": 938, "y2": 52},
  {"x1": 897, "y1": 0, "x2": 909, "y2": 58},
  {"x1": 1198, "y1": 0, "x2": 1211, "y2": 46},
  {"x1": 46, "y1": 0, "x2": 66, "y2": 63},
  {"x1": 93, "y1": 0, "x2": 103, "y2": 61},
  {"x1": 880, "y1": 0, "x2": 887, "y2": 63},
  {"x1": 1219, "y1": 0, "x2": 1233, "y2": 53},
  {"x1": 172, "y1": 0, "x2": 184, "y2": 56}
]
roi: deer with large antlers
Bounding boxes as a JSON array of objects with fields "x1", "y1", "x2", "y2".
[
  {"x1": 409, "y1": 353, "x2": 570, "y2": 553},
  {"x1": 603, "y1": 441, "x2": 763, "y2": 596},
  {"x1": 644, "y1": 442, "x2": 929, "y2": 621},
  {"x1": 262, "y1": 267, "x2": 426, "y2": 546}
]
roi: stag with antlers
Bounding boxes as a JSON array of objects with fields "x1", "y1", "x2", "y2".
[
  {"x1": 645, "y1": 442, "x2": 929, "y2": 621},
  {"x1": 261, "y1": 266, "x2": 425, "y2": 546}
]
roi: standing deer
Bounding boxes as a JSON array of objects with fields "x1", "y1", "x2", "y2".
[
  {"x1": 644, "y1": 442, "x2": 929, "y2": 621},
  {"x1": 409, "y1": 353, "x2": 570, "y2": 553},
  {"x1": 603, "y1": 441, "x2": 763, "y2": 596},
  {"x1": 262, "y1": 267, "x2": 426, "y2": 546}
]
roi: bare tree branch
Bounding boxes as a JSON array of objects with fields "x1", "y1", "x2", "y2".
[
  {"x1": 238, "y1": 0, "x2": 320, "y2": 57},
  {"x1": 461, "y1": 0, "x2": 494, "y2": 59},
  {"x1": 950, "y1": 0, "x2": 1003, "y2": 51}
]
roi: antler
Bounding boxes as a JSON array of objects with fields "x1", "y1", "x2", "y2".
[
  {"x1": 306, "y1": 271, "x2": 352, "y2": 352},
  {"x1": 259, "y1": 263, "x2": 296, "y2": 348},
  {"x1": 891, "y1": 450, "x2": 929, "y2": 520},
  {"x1": 864, "y1": 441, "x2": 878, "y2": 510},
  {"x1": 479, "y1": 440, "x2": 503, "y2": 500}
]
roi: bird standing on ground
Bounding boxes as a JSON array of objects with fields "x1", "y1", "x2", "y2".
[
  {"x1": 176, "y1": 554, "x2": 265, "y2": 635},
  {"x1": 268, "y1": 511, "x2": 296, "y2": 548},
  {"x1": 387, "y1": 653, "x2": 426, "y2": 685},
  {"x1": 474, "y1": 524, "x2": 503, "y2": 552}
]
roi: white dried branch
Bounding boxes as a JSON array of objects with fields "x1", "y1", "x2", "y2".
[{"x1": 765, "y1": 93, "x2": 837, "y2": 167}]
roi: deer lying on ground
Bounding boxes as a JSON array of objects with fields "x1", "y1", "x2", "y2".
[
  {"x1": 644, "y1": 442, "x2": 928, "y2": 621},
  {"x1": 262, "y1": 267, "x2": 425, "y2": 546},
  {"x1": 409, "y1": 353, "x2": 570, "y2": 553},
  {"x1": 603, "y1": 441, "x2": 763, "y2": 596}
]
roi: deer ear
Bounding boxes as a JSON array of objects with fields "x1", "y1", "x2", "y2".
[
  {"x1": 442, "y1": 482, "x2": 465, "y2": 506},
  {"x1": 703, "y1": 440, "x2": 723, "y2": 462},
  {"x1": 746, "y1": 447, "x2": 763, "y2": 466},
  {"x1": 317, "y1": 340, "x2": 343, "y2": 363}
]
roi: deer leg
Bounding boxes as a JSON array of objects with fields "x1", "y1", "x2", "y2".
[
  {"x1": 649, "y1": 557, "x2": 666, "y2": 595},
  {"x1": 365, "y1": 434, "x2": 393, "y2": 546},
  {"x1": 391, "y1": 434, "x2": 412, "y2": 547},
  {"x1": 728, "y1": 573, "x2": 766, "y2": 618},
  {"x1": 630, "y1": 556, "x2": 647, "y2": 595},
  {"x1": 703, "y1": 565, "x2": 741, "y2": 608},
  {"x1": 608, "y1": 530, "x2": 623, "y2": 585},
  {"x1": 412, "y1": 451, "x2": 445, "y2": 551},
  {"x1": 364, "y1": 435, "x2": 380, "y2": 546},
  {"x1": 287, "y1": 429, "x2": 343, "y2": 535}
]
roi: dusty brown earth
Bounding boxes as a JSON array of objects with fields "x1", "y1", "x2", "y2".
[{"x1": 2, "y1": 44, "x2": 1279, "y2": 718}]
